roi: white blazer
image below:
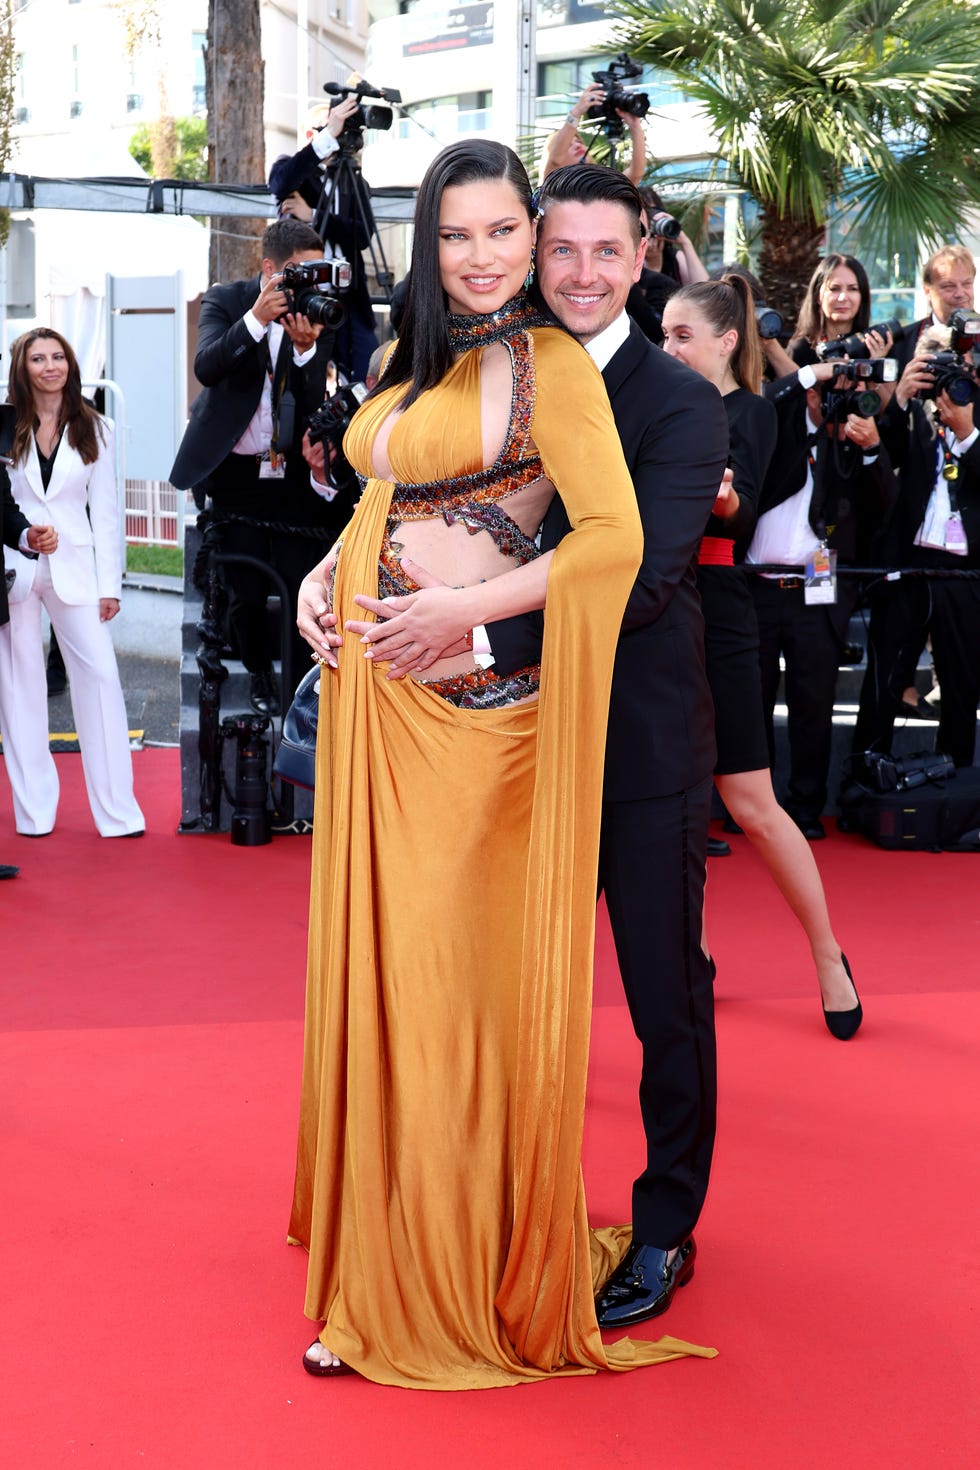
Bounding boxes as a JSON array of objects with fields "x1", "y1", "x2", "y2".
[{"x1": 6, "y1": 421, "x2": 123, "y2": 605}]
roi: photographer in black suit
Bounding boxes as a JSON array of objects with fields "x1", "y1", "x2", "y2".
[
  {"x1": 268, "y1": 96, "x2": 379, "y2": 381},
  {"x1": 747, "y1": 361, "x2": 898, "y2": 838},
  {"x1": 854, "y1": 329, "x2": 980, "y2": 766},
  {"x1": 170, "y1": 219, "x2": 339, "y2": 716}
]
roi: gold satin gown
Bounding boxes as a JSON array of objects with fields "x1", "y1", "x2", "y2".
[{"x1": 288, "y1": 300, "x2": 717, "y2": 1388}]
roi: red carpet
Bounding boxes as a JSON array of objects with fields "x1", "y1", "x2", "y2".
[{"x1": 2, "y1": 751, "x2": 977, "y2": 1468}]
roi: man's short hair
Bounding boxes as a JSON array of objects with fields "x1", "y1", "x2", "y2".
[
  {"x1": 923, "y1": 244, "x2": 976, "y2": 284},
  {"x1": 537, "y1": 165, "x2": 644, "y2": 246},
  {"x1": 261, "y1": 218, "x2": 324, "y2": 267}
]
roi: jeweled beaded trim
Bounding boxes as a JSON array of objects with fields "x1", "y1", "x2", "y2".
[
  {"x1": 446, "y1": 295, "x2": 554, "y2": 354},
  {"x1": 379, "y1": 326, "x2": 545, "y2": 598},
  {"x1": 421, "y1": 663, "x2": 540, "y2": 709}
]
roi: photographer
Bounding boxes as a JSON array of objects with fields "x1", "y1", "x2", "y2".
[
  {"x1": 638, "y1": 187, "x2": 707, "y2": 286},
  {"x1": 746, "y1": 357, "x2": 898, "y2": 838},
  {"x1": 541, "y1": 80, "x2": 646, "y2": 186},
  {"x1": 170, "y1": 219, "x2": 339, "y2": 716},
  {"x1": 268, "y1": 94, "x2": 380, "y2": 381},
  {"x1": 791, "y1": 253, "x2": 895, "y2": 368},
  {"x1": 891, "y1": 244, "x2": 976, "y2": 371},
  {"x1": 853, "y1": 328, "x2": 980, "y2": 767}
]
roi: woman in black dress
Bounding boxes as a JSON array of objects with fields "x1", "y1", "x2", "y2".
[{"x1": 662, "y1": 277, "x2": 862, "y2": 1038}]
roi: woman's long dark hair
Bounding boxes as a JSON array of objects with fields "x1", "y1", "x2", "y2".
[
  {"x1": 377, "y1": 139, "x2": 535, "y2": 408},
  {"x1": 6, "y1": 328, "x2": 105, "y2": 467},
  {"x1": 670, "y1": 275, "x2": 764, "y2": 393},
  {"x1": 793, "y1": 253, "x2": 871, "y2": 348}
]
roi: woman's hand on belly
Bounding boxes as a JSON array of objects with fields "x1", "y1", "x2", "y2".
[
  {"x1": 348, "y1": 559, "x2": 475, "y2": 678},
  {"x1": 297, "y1": 548, "x2": 342, "y2": 667}
]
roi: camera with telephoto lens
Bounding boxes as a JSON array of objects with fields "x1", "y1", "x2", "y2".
[
  {"x1": 323, "y1": 78, "x2": 402, "y2": 153},
  {"x1": 280, "y1": 258, "x2": 351, "y2": 329},
  {"x1": 646, "y1": 213, "x2": 681, "y2": 241},
  {"x1": 585, "y1": 53, "x2": 650, "y2": 139},
  {"x1": 221, "y1": 713, "x2": 271, "y2": 847},
  {"x1": 822, "y1": 357, "x2": 898, "y2": 419},
  {"x1": 755, "y1": 303, "x2": 784, "y2": 340},
  {"x1": 816, "y1": 318, "x2": 904, "y2": 362},
  {"x1": 916, "y1": 349, "x2": 979, "y2": 407},
  {"x1": 307, "y1": 383, "x2": 369, "y2": 495},
  {"x1": 308, "y1": 383, "x2": 368, "y2": 450}
]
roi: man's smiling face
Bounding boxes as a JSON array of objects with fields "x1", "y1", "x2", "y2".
[{"x1": 535, "y1": 198, "x2": 645, "y2": 345}]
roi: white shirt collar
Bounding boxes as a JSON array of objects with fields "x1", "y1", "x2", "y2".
[{"x1": 583, "y1": 310, "x2": 631, "y2": 371}]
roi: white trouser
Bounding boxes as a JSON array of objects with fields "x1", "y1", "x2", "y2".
[{"x1": 0, "y1": 559, "x2": 145, "y2": 836}]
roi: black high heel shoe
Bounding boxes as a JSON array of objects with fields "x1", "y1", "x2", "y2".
[{"x1": 823, "y1": 953, "x2": 863, "y2": 1040}]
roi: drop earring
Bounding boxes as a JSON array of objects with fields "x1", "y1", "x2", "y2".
[{"x1": 524, "y1": 245, "x2": 536, "y2": 293}]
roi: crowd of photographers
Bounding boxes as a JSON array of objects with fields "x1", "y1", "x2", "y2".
[{"x1": 169, "y1": 66, "x2": 979, "y2": 826}]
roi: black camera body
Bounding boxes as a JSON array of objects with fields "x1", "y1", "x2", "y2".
[
  {"x1": 280, "y1": 258, "x2": 351, "y2": 329},
  {"x1": 307, "y1": 383, "x2": 368, "y2": 450},
  {"x1": 859, "y1": 749, "x2": 955, "y2": 794},
  {"x1": 307, "y1": 382, "x2": 368, "y2": 495},
  {"x1": 585, "y1": 53, "x2": 650, "y2": 139},
  {"x1": 816, "y1": 318, "x2": 904, "y2": 362},
  {"x1": 324, "y1": 78, "x2": 402, "y2": 152},
  {"x1": 916, "y1": 349, "x2": 978, "y2": 407},
  {"x1": 822, "y1": 358, "x2": 897, "y2": 419}
]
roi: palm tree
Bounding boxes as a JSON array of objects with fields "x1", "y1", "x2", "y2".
[{"x1": 612, "y1": 0, "x2": 980, "y2": 320}]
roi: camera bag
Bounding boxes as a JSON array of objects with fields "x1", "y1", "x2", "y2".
[{"x1": 839, "y1": 762, "x2": 980, "y2": 851}]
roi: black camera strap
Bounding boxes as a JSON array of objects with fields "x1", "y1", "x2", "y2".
[
  {"x1": 805, "y1": 431, "x2": 829, "y2": 539},
  {"x1": 267, "y1": 333, "x2": 295, "y2": 466},
  {"x1": 935, "y1": 424, "x2": 961, "y2": 511}
]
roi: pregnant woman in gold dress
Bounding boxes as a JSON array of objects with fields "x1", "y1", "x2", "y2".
[{"x1": 288, "y1": 139, "x2": 714, "y2": 1388}]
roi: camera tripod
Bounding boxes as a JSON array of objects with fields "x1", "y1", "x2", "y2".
[{"x1": 313, "y1": 147, "x2": 394, "y2": 380}]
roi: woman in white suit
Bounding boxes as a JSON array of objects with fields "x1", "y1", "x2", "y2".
[{"x1": 0, "y1": 328, "x2": 144, "y2": 837}]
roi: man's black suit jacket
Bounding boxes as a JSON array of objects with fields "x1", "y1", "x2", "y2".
[
  {"x1": 169, "y1": 275, "x2": 334, "y2": 522},
  {"x1": 1, "y1": 466, "x2": 31, "y2": 626},
  {"x1": 879, "y1": 396, "x2": 980, "y2": 568},
  {"x1": 489, "y1": 320, "x2": 728, "y2": 803},
  {"x1": 762, "y1": 372, "x2": 898, "y2": 564}
]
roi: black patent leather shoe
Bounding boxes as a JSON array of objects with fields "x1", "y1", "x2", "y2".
[
  {"x1": 595, "y1": 1237, "x2": 696, "y2": 1328},
  {"x1": 823, "y1": 953, "x2": 863, "y2": 1041},
  {"x1": 706, "y1": 835, "x2": 732, "y2": 857},
  {"x1": 249, "y1": 671, "x2": 281, "y2": 718},
  {"x1": 794, "y1": 815, "x2": 826, "y2": 841}
]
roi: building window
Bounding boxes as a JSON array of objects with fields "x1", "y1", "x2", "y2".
[
  {"x1": 192, "y1": 31, "x2": 207, "y2": 112},
  {"x1": 70, "y1": 100, "x2": 83, "y2": 119},
  {"x1": 127, "y1": 94, "x2": 143, "y2": 113}
]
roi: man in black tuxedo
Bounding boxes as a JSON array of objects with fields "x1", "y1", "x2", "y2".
[
  {"x1": 170, "y1": 218, "x2": 347, "y2": 715},
  {"x1": 854, "y1": 333, "x2": 980, "y2": 766},
  {"x1": 268, "y1": 95, "x2": 380, "y2": 382},
  {"x1": 1, "y1": 468, "x2": 58, "y2": 877},
  {"x1": 491, "y1": 166, "x2": 728, "y2": 1324}
]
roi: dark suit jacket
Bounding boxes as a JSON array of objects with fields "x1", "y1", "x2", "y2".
[
  {"x1": 879, "y1": 396, "x2": 980, "y2": 568},
  {"x1": 762, "y1": 372, "x2": 898, "y2": 564},
  {"x1": 490, "y1": 320, "x2": 728, "y2": 802},
  {"x1": 170, "y1": 275, "x2": 336, "y2": 522},
  {"x1": 1, "y1": 465, "x2": 31, "y2": 626}
]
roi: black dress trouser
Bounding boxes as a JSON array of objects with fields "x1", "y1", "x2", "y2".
[
  {"x1": 751, "y1": 576, "x2": 862, "y2": 821},
  {"x1": 854, "y1": 564, "x2": 980, "y2": 767},
  {"x1": 598, "y1": 775, "x2": 715, "y2": 1249}
]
